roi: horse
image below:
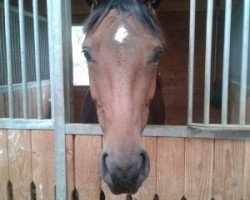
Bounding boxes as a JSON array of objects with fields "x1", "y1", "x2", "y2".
[{"x1": 80, "y1": 0, "x2": 165, "y2": 194}]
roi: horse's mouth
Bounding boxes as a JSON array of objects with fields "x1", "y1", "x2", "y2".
[{"x1": 107, "y1": 182, "x2": 141, "y2": 195}]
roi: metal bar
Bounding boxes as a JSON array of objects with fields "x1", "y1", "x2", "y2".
[
  {"x1": 0, "y1": 119, "x2": 54, "y2": 129},
  {"x1": 190, "y1": 128, "x2": 250, "y2": 140},
  {"x1": 221, "y1": 0, "x2": 232, "y2": 124},
  {"x1": 203, "y1": 0, "x2": 214, "y2": 124},
  {"x1": 63, "y1": 0, "x2": 73, "y2": 122},
  {"x1": 33, "y1": 0, "x2": 42, "y2": 119},
  {"x1": 19, "y1": 0, "x2": 28, "y2": 118},
  {"x1": 0, "y1": 9, "x2": 4, "y2": 86},
  {"x1": 4, "y1": 0, "x2": 14, "y2": 118},
  {"x1": 65, "y1": 124, "x2": 191, "y2": 137},
  {"x1": 48, "y1": 0, "x2": 67, "y2": 199},
  {"x1": 65, "y1": 123, "x2": 102, "y2": 135},
  {"x1": 0, "y1": 2, "x2": 47, "y2": 21},
  {"x1": 1, "y1": 8, "x2": 8, "y2": 86},
  {"x1": 189, "y1": 122, "x2": 250, "y2": 130},
  {"x1": 47, "y1": 0, "x2": 54, "y2": 120},
  {"x1": 239, "y1": 0, "x2": 250, "y2": 125},
  {"x1": 187, "y1": 0, "x2": 196, "y2": 124}
]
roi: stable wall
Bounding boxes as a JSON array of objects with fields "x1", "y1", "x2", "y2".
[
  {"x1": 1, "y1": 130, "x2": 250, "y2": 200},
  {"x1": 0, "y1": 81, "x2": 50, "y2": 119}
]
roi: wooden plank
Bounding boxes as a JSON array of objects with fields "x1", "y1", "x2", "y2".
[
  {"x1": 184, "y1": 138, "x2": 214, "y2": 200},
  {"x1": 28, "y1": 87, "x2": 36, "y2": 119},
  {"x1": 66, "y1": 135, "x2": 75, "y2": 200},
  {"x1": 243, "y1": 141, "x2": 250, "y2": 199},
  {"x1": 0, "y1": 94, "x2": 5, "y2": 118},
  {"x1": 157, "y1": 137, "x2": 185, "y2": 200},
  {"x1": 18, "y1": 90, "x2": 24, "y2": 118},
  {"x1": 75, "y1": 136, "x2": 102, "y2": 200},
  {"x1": 246, "y1": 94, "x2": 250, "y2": 123},
  {"x1": 228, "y1": 86, "x2": 240, "y2": 123},
  {"x1": 31, "y1": 130, "x2": 55, "y2": 200},
  {"x1": 4, "y1": 93, "x2": 9, "y2": 118},
  {"x1": 132, "y1": 137, "x2": 157, "y2": 200},
  {"x1": 13, "y1": 90, "x2": 20, "y2": 118},
  {"x1": 213, "y1": 140, "x2": 244, "y2": 200},
  {"x1": 41, "y1": 85, "x2": 50, "y2": 119},
  {"x1": 0, "y1": 129, "x2": 9, "y2": 200},
  {"x1": 8, "y1": 129, "x2": 32, "y2": 200}
]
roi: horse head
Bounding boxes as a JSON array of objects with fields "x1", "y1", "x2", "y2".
[{"x1": 82, "y1": 0, "x2": 164, "y2": 194}]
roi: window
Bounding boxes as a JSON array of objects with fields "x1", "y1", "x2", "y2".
[{"x1": 72, "y1": 26, "x2": 89, "y2": 86}]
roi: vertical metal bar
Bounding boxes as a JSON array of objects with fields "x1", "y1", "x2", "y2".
[
  {"x1": 63, "y1": 0, "x2": 73, "y2": 123},
  {"x1": 47, "y1": 0, "x2": 54, "y2": 120},
  {"x1": 204, "y1": 0, "x2": 214, "y2": 124},
  {"x1": 19, "y1": 0, "x2": 28, "y2": 118},
  {"x1": 188, "y1": 0, "x2": 196, "y2": 124},
  {"x1": 4, "y1": 0, "x2": 14, "y2": 118},
  {"x1": 239, "y1": 0, "x2": 250, "y2": 125},
  {"x1": 47, "y1": 0, "x2": 67, "y2": 199},
  {"x1": 33, "y1": 0, "x2": 42, "y2": 119},
  {"x1": 0, "y1": 8, "x2": 3, "y2": 86},
  {"x1": 221, "y1": 0, "x2": 232, "y2": 124}
]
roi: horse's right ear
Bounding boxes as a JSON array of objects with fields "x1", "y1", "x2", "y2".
[
  {"x1": 84, "y1": 0, "x2": 93, "y2": 7},
  {"x1": 84, "y1": 0, "x2": 102, "y2": 8}
]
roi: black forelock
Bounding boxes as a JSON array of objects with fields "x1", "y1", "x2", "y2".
[{"x1": 83, "y1": 0, "x2": 164, "y2": 41}]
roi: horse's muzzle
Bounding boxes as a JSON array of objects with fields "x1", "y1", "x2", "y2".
[{"x1": 99, "y1": 150, "x2": 150, "y2": 194}]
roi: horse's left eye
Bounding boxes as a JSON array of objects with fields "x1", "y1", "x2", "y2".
[
  {"x1": 152, "y1": 47, "x2": 163, "y2": 63},
  {"x1": 82, "y1": 48, "x2": 92, "y2": 62}
]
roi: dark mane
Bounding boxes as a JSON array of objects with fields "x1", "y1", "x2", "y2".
[{"x1": 83, "y1": 0, "x2": 164, "y2": 41}]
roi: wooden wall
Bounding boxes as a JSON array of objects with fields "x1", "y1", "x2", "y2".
[
  {"x1": 0, "y1": 82, "x2": 50, "y2": 119},
  {"x1": 1, "y1": 131, "x2": 250, "y2": 200},
  {"x1": 229, "y1": 83, "x2": 250, "y2": 124}
]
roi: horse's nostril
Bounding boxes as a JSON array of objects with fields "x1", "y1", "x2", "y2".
[
  {"x1": 102, "y1": 152, "x2": 108, "y2": 163},
  {"x1": 100, "y1": 152, "x2": 109, "y2": 177},
  {"x1": 138, "y1": 151, "x2": 150, "y2": 181},
  {"x1": 140, "y1": 151, "x2": 149, "y2": 167}
]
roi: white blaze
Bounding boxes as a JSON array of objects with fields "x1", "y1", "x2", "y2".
[{"x1": 114, "y1": 25, "x2": 128, "y2": 43}]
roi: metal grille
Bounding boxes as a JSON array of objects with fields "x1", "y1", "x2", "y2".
[
  {"x1": 0, "y1": 3, "x2": 49, "y2": 85},
  {"x1": 0, "y1": 1, "x2": 50, "y2": 119},
  {"x1": 188, "y1": 0, "x2": 250, "y2": 127}
]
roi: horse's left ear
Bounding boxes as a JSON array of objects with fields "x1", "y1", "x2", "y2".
[{"x1": 142, "y1": 0, "x2": 161, "y2": 10}]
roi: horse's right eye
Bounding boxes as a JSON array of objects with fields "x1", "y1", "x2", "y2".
[{"x1": 82, "y1": 48, "x2": 92, "y2": 62}]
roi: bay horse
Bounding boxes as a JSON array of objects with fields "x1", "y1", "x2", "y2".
[{"x1": 81, "y1": 0, "x2": 165, "y2": 194}]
